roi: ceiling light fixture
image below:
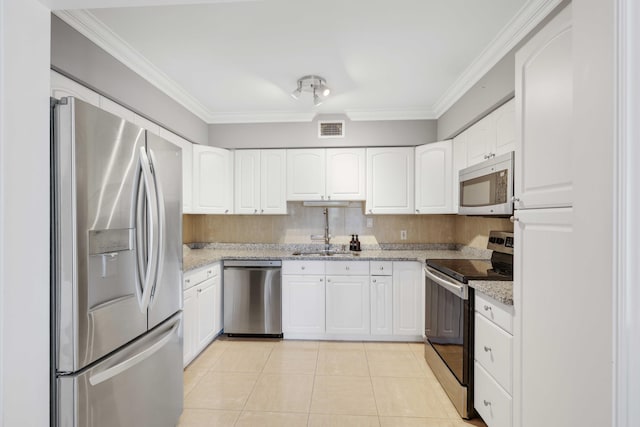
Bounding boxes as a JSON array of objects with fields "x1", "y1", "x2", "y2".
[{"x1": 291, "y1": 75, "x2": 330, "y2": 106}]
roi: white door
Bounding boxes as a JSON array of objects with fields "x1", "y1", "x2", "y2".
[
  {"x1": 370, "y1": 275, "x2": 393, "y2": 335},
  {"x1": 325, "y1": 148, "x2": 366, "y2": 200},
  {"x1": 414, "y1": 140, "x2": 453, "y2": 214},
  {"x1": 182, "y1": 287, "x2": 198, "y2": 366},
  {"x1": 513, "y1": 207, "x2": 572, "y2": 427},
  {"x1": 286, "y1": 149, "x2": 326, "y2": 200},
  {"x1": 515, "y1": 6, "x2": 572, "y2": 209},
  {"x1": 282, "y1": 275, "x2": 325, "y2": 334},
  {"x1": 192, "y1": 145, "x2": 233, "y2": 214},
  {"x1": 234, "y1": 150, "x2": 261, "y2": 214},
  {"x1": 261, "y1": 149, "x2": 287, "y2": 214},
  {"x1": 196, "y1": 278, "x2": 216, "y2": 352},
  {"x1": 392, "y1": 262, "x2": 424, "y2": 337},
  {"x1": 325, "y1": 275, "x2": 370, "y2": 335},
  {"x1": 494, "y1": 98, "x2": 516, "y2": 156},
  {"x1": 366, "y1": 147, "x2": 415, "y2": 214}
]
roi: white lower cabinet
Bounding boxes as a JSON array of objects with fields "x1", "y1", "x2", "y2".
[
  {"x1": 282, "y1": 274, "x2": 326, "y2": 334},
  {"x1": 474, "y1": 293, "x2": 514, "y2": 427},
  {"x1": 326, "y1": 275, "x2": 370, "y2": 335},
  {"x1": 370, "y1": 262, "x2": 393, "y2": 335},
  {"x1": 183, "y1": 263, "x2": 222, "y2": 367},
  {"x1": 392, "y1": 262, "x2": 424, "y2": 337}
]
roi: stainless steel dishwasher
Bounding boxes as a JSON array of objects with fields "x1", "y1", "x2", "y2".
[{"x1": 223, "y1": 260, "x2": 283, "y2": 337}]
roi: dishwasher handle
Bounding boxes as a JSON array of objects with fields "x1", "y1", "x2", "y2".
[{"x1": 224, "y1": 259, "x2": 282, "y2": 268}]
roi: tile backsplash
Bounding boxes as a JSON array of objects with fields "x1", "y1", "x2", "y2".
[{"x1": 184, "y1": 202, "x2": 513, "y2": 249}]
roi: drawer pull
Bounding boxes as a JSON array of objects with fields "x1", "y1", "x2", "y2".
[
  {"x1": 346, "y1": 266, "x2": 350, "y2": 271},
  {"x1": 301, "y1": 266, "x2": 305, "y2": 270},
  {"x1": 372, "y1": 279, "x2": 377, "y2": 283},
  {"x1": 484, "y1": 346, "x2": 492, "y2": 353},
  {"x1": 483, "y1": 400, "x2": 491, "y2": 407},
  {"x1": 207, "y1": 270, "x2": 212, "y2": 274},
  {"x1": 484, "y1": 305, "x2": 492, "y2": 312},
  {"x1": 327, "y1": 279, "x2": 331, "y2": 282}
]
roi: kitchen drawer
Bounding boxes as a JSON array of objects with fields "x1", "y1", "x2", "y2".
[
  {"x1": 475, "y1": 362, "x2": 512, "y2": 427},
  {"x1": 325, "y1": 260, "x2": 370, "y2": 276},
  {"x1": 476, "y1": 293, "x2": 513, "y2": 334},
  {"x1": 282, "y1": 260, "x2": 325, "y2": 275},
  {"x1": 370, "y1": 261, "x2": 392, "y2": 276},
  {"x1": 475, "y1": 313, "x2": 513, "y2": 394},
  {"x1": 184, "y1": 263, "x2": 220, "y2": 289}
]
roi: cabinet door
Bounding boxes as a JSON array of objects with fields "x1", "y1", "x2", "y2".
[
  {"x1": 234, "y1": 150, "x2": 261, "y2": 214},
  {"x1": 158, "y1": 128, "x2": 193, "y2": 213},
  {"x1": 212, "y1": 274, "x2": 223, "y2": 335},
  {"x1": 282, "y1": 275, "x2": 325, "y2": 334},
  {"x1": 513, "y1": 207, "x2": 573, "y2": 427},
  {"x1": 183, "y1": 287, "x2": 198, "y2": 366},
  {"x1": 465, "y1": 114, "x2": 495, "y2": 166},
  {"x1": 414, "y1": 140, "x2": 453, "y2": 214},
  {"x1": 261, "y1": 149, "x2": 287, "y2": 214},
  {"x1": 392, "y1": 262, "x2": 424, "y2": 336},
  {"x1": 366, "y1": 147, "x2": 415, "y2": 214},
  {"x1": 192, "y1": 145, "x2": 233, "y2": 214},
  {"x1": 325, "y1": 148, "x2": 366, "y2": 200},
  {"x1": 370, "y1": 275, "x2": 393, "y2": 335},
  {"x1": 494, "y1": 98, "x2": 516, "y2": 156},
  {"x1": 325, "y1": 275, "x2": 370, "y2": 335},
  {"x1": 196, "y1": 278, "x2": 216, "y2": 352},
  {"x1": 515, "y1": 6, "x2": 572, "y2": 209},
  {"x1": 286, "y1": 149, "x2": 326, "y2": 200}
]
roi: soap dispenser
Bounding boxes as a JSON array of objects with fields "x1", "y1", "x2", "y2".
[
  {"x1": 355, "y1": 235, "x2": 361, "y2": 252},
  {"x1": 349, "y1": 235, "x2": 356, "y2": 251}
]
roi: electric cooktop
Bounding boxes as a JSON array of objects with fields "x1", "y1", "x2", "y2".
[{"x1": 426, "y1": 258, "x2": 512, "y2": 284}]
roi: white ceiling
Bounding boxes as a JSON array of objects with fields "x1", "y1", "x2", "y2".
[{"x1": 55, "y1": 0, "x2": 555, "y2": 124}]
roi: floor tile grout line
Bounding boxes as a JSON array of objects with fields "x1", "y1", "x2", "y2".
[{"x1": 365, "y1": 349, "x2": 382, "y2": 420}]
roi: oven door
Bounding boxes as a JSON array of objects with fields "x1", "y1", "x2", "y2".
[{"x1": 423, "y1": 266, "x2": 474, "y2": 418}]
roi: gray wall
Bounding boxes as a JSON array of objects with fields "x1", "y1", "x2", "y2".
[
  {"x1": 209, "y1": 115, "x2": 438, "y2": 149},
  {"x1": 50, "y1": 14, "x2": 209, "y2": 145}
]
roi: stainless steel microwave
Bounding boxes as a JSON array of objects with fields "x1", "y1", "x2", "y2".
[{"x1": 458, "y1": 151, "x2": 514, "y2": 216}]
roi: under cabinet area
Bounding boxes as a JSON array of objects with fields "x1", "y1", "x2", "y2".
[
  {"x1": 474, "y1": 293, "x2": 514, "y2": 427},
  {"x1": 183, "y1": 263, "x2": 223, "y2": 367},
  {"x1": 282, "y1": 260, "x2": 422, "y2": 341}
]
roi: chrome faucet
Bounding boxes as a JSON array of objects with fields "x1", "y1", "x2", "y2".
[{"x1": 310, "y1": 207, "x2": 331, "y2": 251}]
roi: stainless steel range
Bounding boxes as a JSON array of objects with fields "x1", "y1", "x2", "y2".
[{"x1": 423, "y1": 231, "x2": 513, "y2": 419}]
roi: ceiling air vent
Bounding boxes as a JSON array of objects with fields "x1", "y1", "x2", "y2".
[{"x1": 318, "y1": 120, "x2": 345, "y2": 139}]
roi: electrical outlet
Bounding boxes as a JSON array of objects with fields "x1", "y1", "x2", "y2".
[
  {"x1": 400, "y1": 230, "x2": 407, "y2": 240},
  {"x1": 366, "y1": 218, "x2": 373, "y2": 228}
]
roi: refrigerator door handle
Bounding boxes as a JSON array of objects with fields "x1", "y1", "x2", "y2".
[
  {"x1": 136, "y1": 147, "x2": 160, "y2": 312},
  {"x1": 147, "y1": 149, "x2": 166, "y2": 308},
  {"x1": 88, "y1": 317, "x2": 180, "y2": 386}
]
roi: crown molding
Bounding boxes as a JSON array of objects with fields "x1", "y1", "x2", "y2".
[
  {"x1": 345, "y1": 110, "x2": 437, "y2": 121},
  {"x1": 208, "y1": 111, "x2": 317, "y2": 124},
  {"x1": 54, "y1": 10, "x2": 214, "y2": 122},
  {"x1": 432, "y1": 0, "x2": 564, "y2": 117}
]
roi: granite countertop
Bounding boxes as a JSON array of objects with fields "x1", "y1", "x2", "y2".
[{"x1": 468, "y1": 280, "x2": 514, "y2": 306}]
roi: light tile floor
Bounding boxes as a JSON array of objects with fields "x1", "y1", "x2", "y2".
[{"x1": 180, "y1": 338, "x2": 488, "y2": 427}]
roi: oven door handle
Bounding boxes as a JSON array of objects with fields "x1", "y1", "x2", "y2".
[{"x1": 424, "y1": 266, "x2": 469, "y2": 300}]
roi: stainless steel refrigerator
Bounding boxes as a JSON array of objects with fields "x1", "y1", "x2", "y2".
[{"x1": 51, "y1": 97, "x2": 183, "y2": 427}]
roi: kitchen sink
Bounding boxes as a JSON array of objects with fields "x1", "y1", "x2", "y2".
[{"x1": 291, "y1": 250, "x2": 357, "y2": 257}]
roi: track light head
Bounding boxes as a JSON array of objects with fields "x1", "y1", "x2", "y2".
[{"x1": 291, "y1": 75, "x2": 330, "y2": 105}]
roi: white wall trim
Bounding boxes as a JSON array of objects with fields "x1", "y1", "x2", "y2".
[
  {"x1": 432, "y1": 0, "x2": 564, "y2": 117},
  {"x1": 208, "y1": 111, "x2": 317, "y2": 124},
  {"x1": 615, "y1": 0, "x2": 640, "y2": 425},
  {"x1": 54, "y1": 9, "x2": 213, "y2": 122}
]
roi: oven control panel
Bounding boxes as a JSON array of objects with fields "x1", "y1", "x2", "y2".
[{"x1": 487, "y1": 231, "x2": 514, "y2": 255}]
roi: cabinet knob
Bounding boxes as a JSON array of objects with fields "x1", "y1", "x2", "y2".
[
  {"x1": 327, "y1": 195, "x2": 331, "y2": 200},
  {"x1": 346, "y1": 266, "x2": 350, "y2": 271},
  {"x1": 484, "y1": 346, "x2": 492, "y2": 353},
  {"x1": 327, "y1": 279, "x2": 331, "y2": 282},
  {"x1": 254, "y1": 209, "x2": 258, "y2": 214},
  {"x1": 368, "y1": 209, "x2": 373, "y2": 214},
  {"x1": 225, "y1": 209, "x2": 229, "y2": 214},
  {"x1": 483, "y1": 305, "x2": 492, "y2": 311},
  {"x1": 185, "y1": 279, "x2": 190, "y2": 284},
  {"x1": 415, "y1": 209, "x2": 419, "y2": 213},
  {"x1": 372, "y1": 279, "x2": 377, "y2": 283},
  {"x1": 261, "y1": 209, "x2": 264, "y2": 213},
  {"x1": 197, "y1": 289, "x2": 202, "y2": 293},
  {"x1": 512, "y1": 196, "x2": 520, "y2": 203},
  {"x1": 207, "y1": 270, "x2": 212, "y2": 274},
  {"x1": 320, "y1": 278, "x2": 323, "y2": 282},
  {"x1": 379, "y1": 266, "x2": 384, "y2": 270},
  {"x1": 483, "y1": 400, "x2": 491, "y2": 407},
  {"x1": 321, "y1": 195, "x2": 325, "y2": 200},
  {"x1": 301, "y1": 266, "x2": 305, "y2": 270},
  {"x1": 510, "y1": 216, "x2": 519, "y2": 223}
]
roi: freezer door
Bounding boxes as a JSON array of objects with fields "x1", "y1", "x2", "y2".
[
  {"x1": 54, "y1": 98, "x2": 147, "y2": 373},
  {"x1": 57, "y1": 313, "x2": 183, "y2": 427},
  {"x1": 146, "y1": 132, "x2": 183, "y2": 328}
]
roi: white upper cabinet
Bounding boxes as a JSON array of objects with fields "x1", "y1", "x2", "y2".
[
  {"x1": 286, "y1": 149, "x2": 326, "y2": 200},
  {"x1": 414, "y1": 140, "x2": 453, "y2": 214},
  {"x1": 158, "y1": 128, "x2": 194, "y2": 213},
  {"x1": 515, "y1": 10, "x2": 572, "y2": 209},
  {"x1": 192, "y1": 145, "x2": 233, "y2": 214},
  {"x1": 459, "y1": 98, "x2": 516, "y2": 168},
  {"x1": 325, "y1": 148, "x2": 366, "y2": 200},
  {"x1": 235, "y1": 149, "x2": 287, "y2": 214},
  {"x1": 366, "y1": 147, "x2": 415, "y2": 214},
  {"x1": 287, "y1": 148, "x2": 365, "y2": 201}
]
